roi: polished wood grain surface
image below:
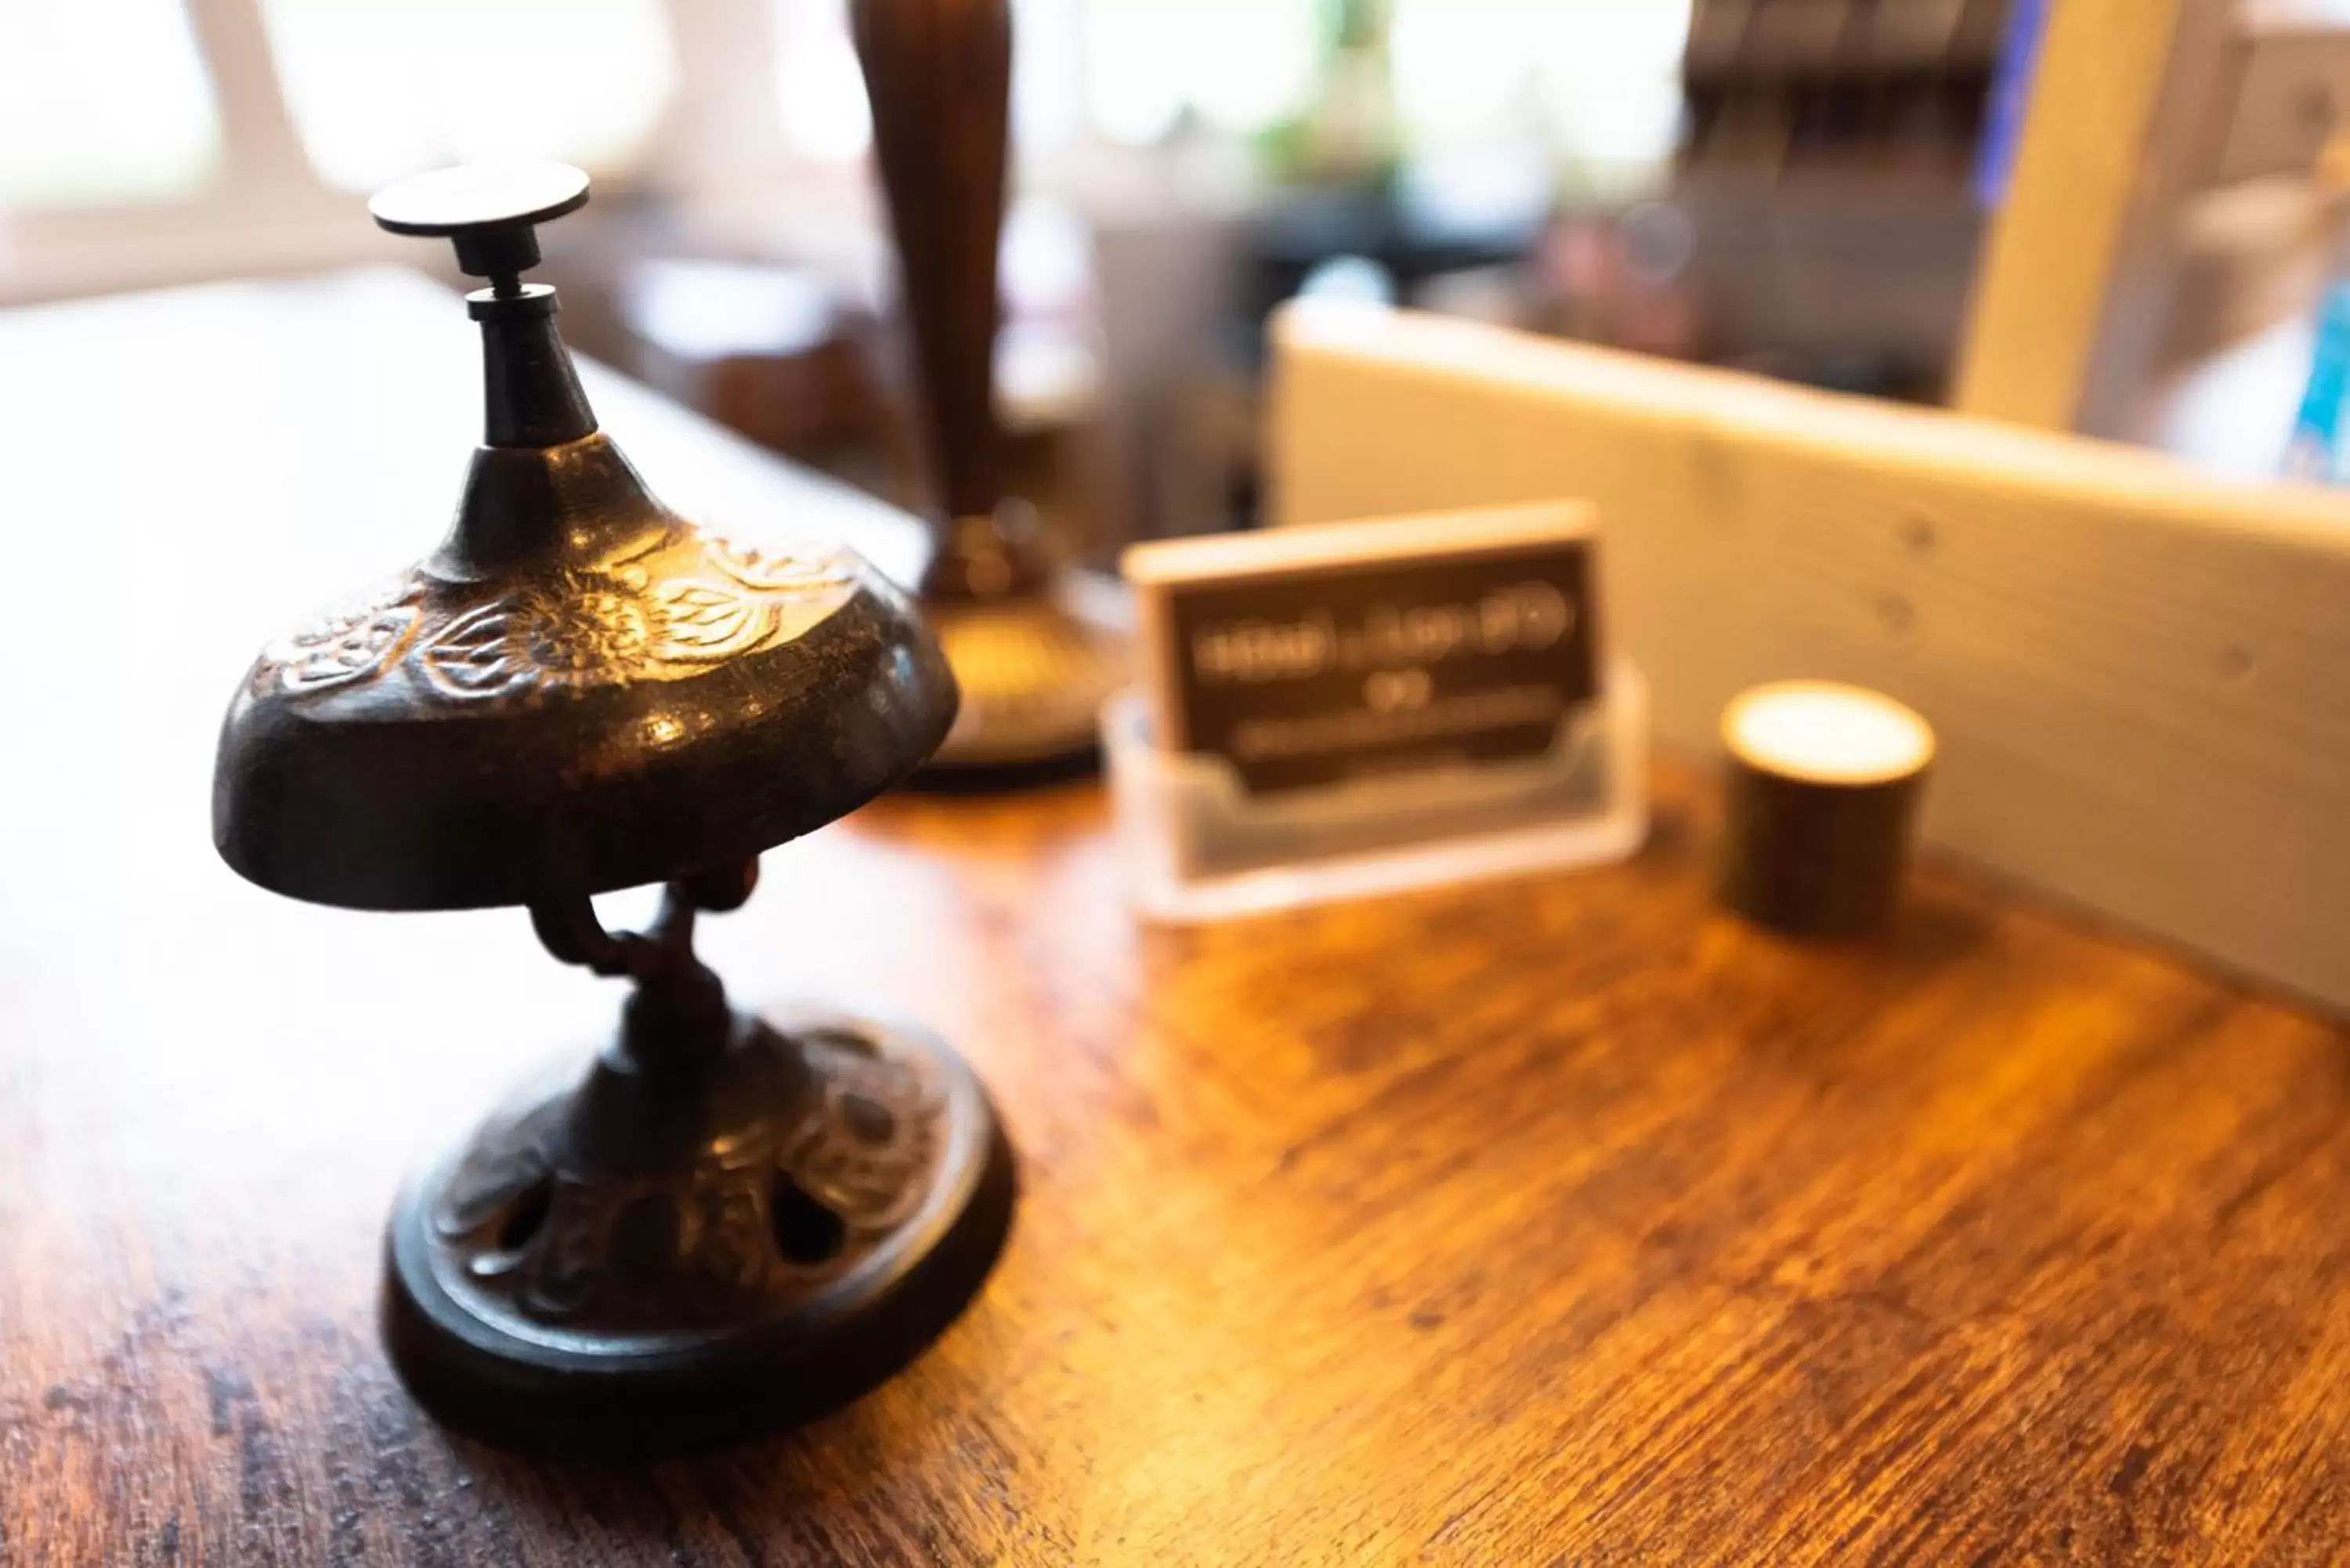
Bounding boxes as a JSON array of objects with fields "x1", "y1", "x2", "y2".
[{"x1": 7, "y1": 273, "x2": 2350, "y2": 1566}]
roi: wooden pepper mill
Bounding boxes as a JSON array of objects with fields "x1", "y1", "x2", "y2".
[{"x1": 852, "y1": 0, "x2": 1130, "y2": 778}]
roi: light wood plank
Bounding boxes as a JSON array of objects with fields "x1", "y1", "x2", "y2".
[
  {"x1": 1954, "y1": 0, "x2": 2224, "y2": 435},
  {"x1": 1271, "y1": 301, "x2": 2350, "y2": 1014}
]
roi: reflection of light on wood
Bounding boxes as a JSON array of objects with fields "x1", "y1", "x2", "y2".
[{"x1": 1723, "y1": 681, "x2": 1934, "y2": 788}]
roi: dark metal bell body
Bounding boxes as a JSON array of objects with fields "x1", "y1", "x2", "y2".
[
  {"x1": 208, "y1": 167, "x2": 1012, "y2": 1458},
  {"x1": 215, "y1": 292, "x2": 955, "y2": 911}
]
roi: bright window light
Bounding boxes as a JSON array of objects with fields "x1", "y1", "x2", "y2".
[
  {"x1": 773, "y1": 0, "x2": 872, "y2": 164},
  {"x1": 258, "y1": 0, "x2": 677, "y2": 190},
  {"x1": 1535, "y1": 0, "x2": 1692, "y2": 171},
  {"x1": 1182, "y1": 0, "x2": 1320, "y2": 133},
  {"x1": 1391, "y1": 0, "x2": 1690, "y2": 178},
  {"x1": 1082, "y1": 0, "x2": 1189, "y2": 146},
  {"x1": 0, "y1": 0, "x2": 220, "y2": 209},
  {"x1": 1083, "y1": 0, "x2": 1321, "y2": 145},
  {"x1": 1390, "y1": 0, "x2": 1537, "y2": 146},
  {"x1": 1012, "y1": 0, "x2": 1086, "y2": 157}
]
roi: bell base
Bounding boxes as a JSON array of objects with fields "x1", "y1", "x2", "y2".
[
  {"x1": 379, "y1": 1009, "x2": 1015, "y2": 1459},
  {"x1": 919, "y1": 574, "x2": 1129, "y2": 779}
]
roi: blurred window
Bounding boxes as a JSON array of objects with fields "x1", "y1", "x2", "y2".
[
  {"x1": 772, "y1": 0, "x2": 873, "y2": 164},
  {"x1": 1080, "y1": 0, "x2": 1323, "y2": 145},
  {"x1": 1010, "y1": 0, "x2": 1086, "y2": 156},
  {"x1": 0, "y1": 0, "x2": 1697, "y2": 301},
  {"x1": 765, "y1": 0, "x2": 1253, "y2": 164},
  {"x1": 0, "y1": 0, "x2": 222, "y2": 209},
  {"x1": 1393, "y1": 0, "x2": 1690, "y2": 178},
  {"x1": 1532, "y1": 0, "x2": 1693, "y2": 173},
  {"x1": 1390, "y1": 0, "x2": 1534, "y2": 146},
  {"x1": 255, "y1": 0, "x2": 677, "y2": 190}
]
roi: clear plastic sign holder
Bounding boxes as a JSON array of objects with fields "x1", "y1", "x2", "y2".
[{"x1": 1103, "y1": 659, "x2": 1648, "y2": 923}]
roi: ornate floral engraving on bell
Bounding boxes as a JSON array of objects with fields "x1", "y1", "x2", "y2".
[{"x1": 210, "y1": 164, "x2": 1015, "y2": 1457}]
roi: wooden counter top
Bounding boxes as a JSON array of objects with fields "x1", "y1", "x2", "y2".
[{"x1": 5, "y1": 272, "x2": 2347, "y2": 1566}]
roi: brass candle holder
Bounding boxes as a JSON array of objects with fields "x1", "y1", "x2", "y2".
[
  {"x1": 852, "y1": 0, "x2": 1130, "y2": 779},
  {"x1": 212, "y1": 164, "x2": 1014, "y2": 1457}
]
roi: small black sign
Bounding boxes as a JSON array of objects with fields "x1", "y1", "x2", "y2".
[{"x1": 1131, "y1": 508, "x2": 1600, "y2": 796}]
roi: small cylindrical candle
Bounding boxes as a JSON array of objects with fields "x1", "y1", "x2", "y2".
[{"x1": 1719, "y1": 680, "x2": 1935, "y2": 938}]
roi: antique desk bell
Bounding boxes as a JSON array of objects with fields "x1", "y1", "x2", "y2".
[
  {"x1": 212, "y1": 164, "x2": 1014, "y2": 1456},
  {"x1": 851, "y1": 0, "x2": 1130, "y2": 776}
]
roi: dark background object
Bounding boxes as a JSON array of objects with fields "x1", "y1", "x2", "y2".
[
  {"x1": 1718, "y1": 686, "x2": 1931, "y2": 938},
  {"x1": 849, "y1": 0, "x2": 1015, "y2": 575},
  {"x1": 1721, "y1": 759, "x2": 1925, "y2": 936},
  {"x1": 208, "y1": 168, "x2": 1014, "y2": 1456},
  {"x1": 851, "y1": 0, "x2": 1130, "y2": 774}
]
